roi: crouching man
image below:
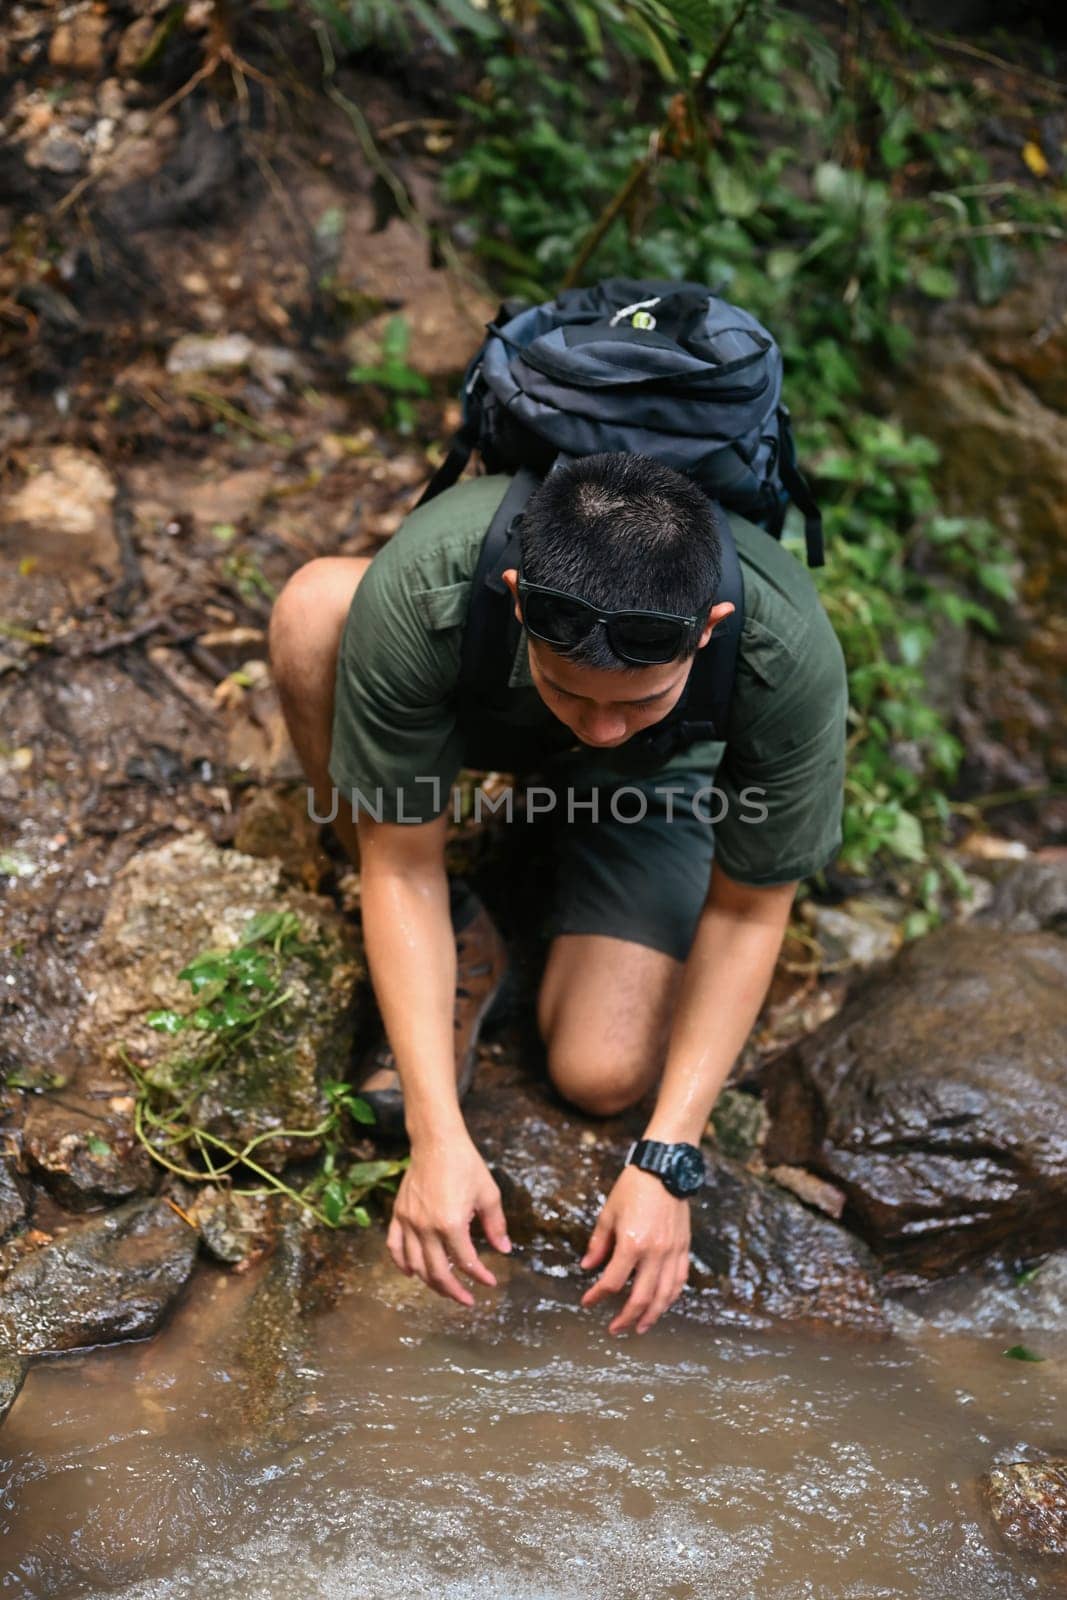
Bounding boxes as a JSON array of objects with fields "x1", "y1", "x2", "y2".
[{"x1": 269, "y1": 452, "x2": 847, "y2": 1334}]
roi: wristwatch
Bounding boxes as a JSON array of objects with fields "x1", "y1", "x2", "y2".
[{"x1": 625, "y1": 1139, "x2": 706, "y2": 1199}]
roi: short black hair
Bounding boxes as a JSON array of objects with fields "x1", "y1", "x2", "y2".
[{"x1": 518, "y1": 452, "x2": 723, "y2": 670}]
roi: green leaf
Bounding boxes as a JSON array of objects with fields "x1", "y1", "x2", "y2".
[
  {"x1": 344, "y1": 1094, "x2": 377, "y2": 1126},
  {"x1": 86, "y1": 1134, "x2": 112, "y2": 1159},
  {"x1": 915, "y1": 263, "x2": 957, "y2": 299},
  {"x1": 178, "y1": 956, "x2": 229, "y2": 994},
  {"x1": 767, "y1": 249, "x2": 801, "y2": 282},
  {"x1": 1015, "y1": 1264, "x2": 1043, "y2": 1287},
  {"x1": 886, "y1": 808, "x2": 926, "y2": 863},
  {"x1": 242, "y1": 911, "x2": 288, "y2": 946},
  {"x1": 344, "y1": 1159, "x2": 406, "y2": 1186},
  {"x1": 976, "y1": 562, "x2": 1016, "y2": 603},
  {"x1": 663, "y1": 0, "x2": 718, "y2": 52},
  {"x1": 351, "y1": 1205, "x2": 371, "y2": 1227},
  {"x1": 321, "y1": 1178, "x2": 346, "y2": 1226},
  {"x1": 1003, "y1": 1344, "x2": 1046, "y2": 1362},
  {"x1": 711, "y1": 164, "x2": 760, "y2": 220},
  {"x1": 146, "y1": 1009, "x2": 185, "y2": 1035}
]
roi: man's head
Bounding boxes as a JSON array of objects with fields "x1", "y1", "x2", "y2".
[{"x1": 501, "y1": 452, "x2": 734, "y2": 749}]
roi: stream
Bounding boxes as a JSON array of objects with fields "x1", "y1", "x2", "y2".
[{"x1": 3, "y1": 1251, "x2": 1064, "y2": 1600}]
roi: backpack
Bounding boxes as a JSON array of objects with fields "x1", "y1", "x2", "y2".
[{"x1": 416, "y1": 277, "x2": 824, "y2": 765}]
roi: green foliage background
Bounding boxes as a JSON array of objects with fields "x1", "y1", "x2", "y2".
[{"x1": 304, "y1": 0, "x2": 1061, "y2": 910}]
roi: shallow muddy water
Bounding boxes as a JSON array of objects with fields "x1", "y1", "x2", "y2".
[{"x1": 2, "y1": 1251, "x2": 1064, "y2": 1600}]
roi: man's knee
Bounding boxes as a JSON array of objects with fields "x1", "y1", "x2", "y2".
[
  {"x1": 268, "y1": 556, "x2": 366, "y2": 689},
  {"x1": 546, "y1": 1047, "x2": 654, "y2": 1118}
]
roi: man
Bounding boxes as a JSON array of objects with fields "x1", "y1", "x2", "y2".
[{"x1": 269, "y1": 452, "x2": 847, "y2": 1335}]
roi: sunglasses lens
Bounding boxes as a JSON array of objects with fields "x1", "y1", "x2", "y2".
[
  {"x1": 522, "y1": 590, "x2": 598, "y2": 648},
  {"x1": 609, "y1": 615, "x2": 688, "y2": 664}
]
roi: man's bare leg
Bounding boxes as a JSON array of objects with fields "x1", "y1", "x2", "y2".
[
  {"x1": 538, "y1": 935, "x2": 682, "y2": 1116},
  {"x1": 267, "y1": 555, "x2": 371, "y2": 865}
]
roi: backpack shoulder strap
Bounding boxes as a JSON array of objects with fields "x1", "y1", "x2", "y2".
[
  {"x1": 777, "y1": 407, "x2": 824, "y2": 568},
  {"x1": 458, "y1": 467, "x2": 541, "y2": 709}
]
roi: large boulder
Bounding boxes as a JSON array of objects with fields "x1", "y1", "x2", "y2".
[
  {"x1": 762, "y1": 922, "x2": 1067, "y2": 1277},
  {"x1": 464, "y1": 1068, "x2": 887, "y2": 1334},
  {"x1": 0, "y1": 1198, "x2": 197, "y2": 1425},
  {"x1": 77, "y1": 833, "x2": 364, "y2": 1170},
  {"x1": 982, "y1": 1460, "x2": 1067, "y2": 1559}
]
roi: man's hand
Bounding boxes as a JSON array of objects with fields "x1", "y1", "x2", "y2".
[
  {"x1": 580, "y1": 1165, "x2": 690, "y2": 1335},
  {"x1": 387, "y1": 1136, "x2": 512, "y2": 1306}
]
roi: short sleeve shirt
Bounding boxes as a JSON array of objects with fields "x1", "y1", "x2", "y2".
[{"x1": 330, "y1": 475, "x2": 848, "y2": 886}]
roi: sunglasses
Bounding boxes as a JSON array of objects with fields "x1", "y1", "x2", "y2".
[{"x1": 516, "y1": 576, "x2": 711, "y2": 666}]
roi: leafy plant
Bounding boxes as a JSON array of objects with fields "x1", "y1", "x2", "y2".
[
  {"x1": 127, "y1": 913, "x2": 406, "y2": 1228},
  {"x1": 348, "y1": 315, "x2": 431, "y2": 434}
]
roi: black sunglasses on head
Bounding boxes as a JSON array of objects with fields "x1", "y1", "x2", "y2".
[{"x1": 516, "y1": 576, "x2": 712, "y2": 666}]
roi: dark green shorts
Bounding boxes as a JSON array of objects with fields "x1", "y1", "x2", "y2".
[{"x1": 536, "y1": 757, "x2": 717, "y2": 963}]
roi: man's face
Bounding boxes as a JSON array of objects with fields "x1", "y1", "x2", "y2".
[
  {"x1": 526, "y1": 640, "x2": 692, "y2": 748},
  {"x1": 501, "y1": 567, "x2": 733, "y2": 750}
]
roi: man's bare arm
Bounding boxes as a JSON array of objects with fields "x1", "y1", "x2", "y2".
[
  {"x1": 358, "y1": 813, "x2": 511, "y2": 1302},
  {"x1": 582, "y1": 865, "x2": 796, "y2": 1334},
  {"x1": 643, "y1": 865, "x2": 797, "y2": 1145}
]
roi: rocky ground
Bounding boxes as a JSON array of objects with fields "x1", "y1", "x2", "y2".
[{"x1": 2, "y1": 0, "x2": 1066, "y2": 1563}]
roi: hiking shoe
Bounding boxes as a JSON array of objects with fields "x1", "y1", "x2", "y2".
[{"x1": 357, "y1": 884, "x2": 509, "y2": 1140}]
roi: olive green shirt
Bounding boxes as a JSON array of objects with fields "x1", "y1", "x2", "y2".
[{"x1": 330, "y1": 475, "x2": 847, "y2": 886}]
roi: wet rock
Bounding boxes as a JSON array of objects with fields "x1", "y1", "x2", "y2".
[
  {"x1": 23, "y1": 1096, "x2": 156, "y2": 1211},
  {"x1": 48, "y1": 11, "x2": 110, "y2": 75},
  {"x1": 690, "y1": 1158, "x2": 886, "y2": 1331},
  {"x1": 708, "y1": 1087, "x2": 767, "y2": 1163},
  {"x1": 895, "y1": 1251, "x2": 1067, "y2": 1342},
  {"x1": 77, "y1": 833, "x2": 364, "y2": 1169},
  {"x1": 976, "y1": 857, "x2": 1067, "y2": 934},
  {"x1": 0, "y1": 1349, "x2": 27, "y2": 1423},
  {"x1": 465, "y1": 1075, "x2": 887, "y2": 1334},
  {"x1": 0, "y1": 1155, "x2": 28, "y2": 1243},
  {"x1": 982, "y1": 1460, "x2": 1067, "y2": 1559},
  {"x1": 185, "y1": 1185, "x2": 273, "y2": 1265},
  {"x1": 0, "y1": 1198, "x2": 197, "y2": 1423},
  {"x1": 762, "y1": 924, "x2": 1067, "y2": 1277},
  {"x1": 232, "y1": 787, "x2": 332, "y2": 891},
  {"x1": 801, "y1": 898, "x2": 902, "y2": 970},
  {"x1": 222, "y1": 1203, "x2": 324, "y2": 1437}
]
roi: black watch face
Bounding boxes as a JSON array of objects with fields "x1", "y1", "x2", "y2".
[{"x1": 669, "y1": 1145, "x2": 705, "y2": 1196}]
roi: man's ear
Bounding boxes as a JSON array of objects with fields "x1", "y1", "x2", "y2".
[
  {"x1": 501, "y1": 567, "x2": 522, "y2": 623},
  {"x1": 696, "y1": 600, "x2": 735, "y2": 649}
]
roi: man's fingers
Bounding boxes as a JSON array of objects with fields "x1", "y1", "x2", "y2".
[
  {"x1": 387, "y1": 1217, "x2": 412, "y2": 1276},
  {"x1": 446, "y1": 1226, "x2": 497, "y2": 1288},
  {"x1": 476, "y1": 1190, "x2": 512, "y2": 1256},
  {"x1": 635, "y1": 1259, "x2": 685, "y2": 1335},
  {"x1": 404, "y1": 1231, "x2": 428, "y2": 1287},
  {"x1": 580, "y1": 1217, "x2": 612, "y2": 1273},
  {"x1": 608, "y1": 1258, "x2": 662, "y2": 1336},
  {"x1": 580, "y1": 1242, "x2": 636, "y2": 1308},
  {"x1": 422, "y1": 1237, "x2": 476, "y2": 1307}
]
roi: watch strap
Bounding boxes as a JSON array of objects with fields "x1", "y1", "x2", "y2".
[{"x1": 627, "y1": 1138, "x2": 672, "y2": 1175}]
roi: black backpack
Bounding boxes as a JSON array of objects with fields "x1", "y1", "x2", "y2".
[{"x1": 417, "y1": 277, "x2": 824, "y2": 764}]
